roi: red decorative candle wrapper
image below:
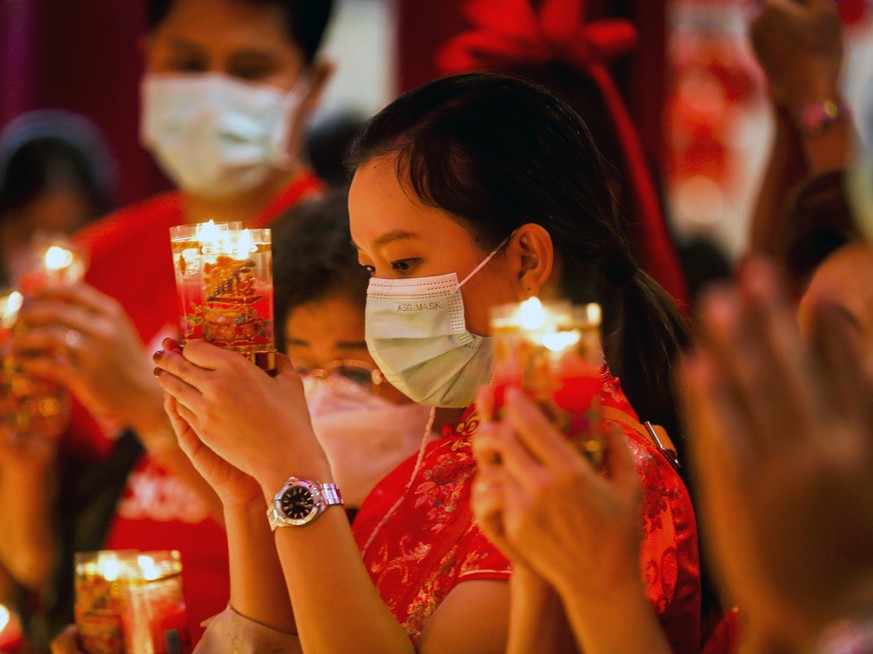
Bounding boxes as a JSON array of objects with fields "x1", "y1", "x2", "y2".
[
  {"x1": 170, "y1": 223, "x2": 275, "y2": 371},
  {"x1": 74, "y1": 550, "x2": 191, "y2": 654},
  {"x1": 491, "y1": 298, "x2": 605, "y2": 465}
]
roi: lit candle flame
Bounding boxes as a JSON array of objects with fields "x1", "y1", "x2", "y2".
[
  {"x1": 0, "y1": 604, "x2": 10, "y2": 632},
  {"x1": 542, "y1": 330, "x2": 581, "y2": 353},
  {"x1": 585, "y1": 303, "x2": 601, "y2": 326},
  {"x1": 230, "y1": 229, "x2": 255, "y2": 260},
  {"x1": 101, "y1": 554, "x2": 121, "y2": 582},
  {"x1": 196, "y1": 219, "x2": 220, "y2": 244},
  {"x1": 1, "y1": 291, "x2": 23, "y2": 329},
  {"x1": 518, "y1": 297, "x2": 546, "y2": 331},
  {"x1": 44, "y1": 246, "x2": 74, "y2": 272},
  {"x1": 138, "y1": 555, "x2": 160, "y2": 581}
]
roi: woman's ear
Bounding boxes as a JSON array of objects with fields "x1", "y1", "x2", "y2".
[
  {"x1": 507, "y1": 223, "x2": 554, "y2": 299},
  {"x1": 287, "y1": 59, "x2": 334, "y2": 161},
  {"x1": 299, "y1": 59, "x2": 335, "y2": 120}
]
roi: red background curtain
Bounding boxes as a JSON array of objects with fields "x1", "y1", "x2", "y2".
[
  {"x1": 0, "y1": 0, "x2": 666, "y2": 207},
  {"x1": 396, "y1": 0, "x2": 668, "y2": 169},
  {"x1": 0, "y1": 0, "x2": 165, "y2": 208}
]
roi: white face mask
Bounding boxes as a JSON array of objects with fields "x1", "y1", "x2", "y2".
[
  {"x1": 303, "y1": 376, "x2": 436, "y2": 507},
  {"x1": 302, "y1": 374, "x2": 391, "y2": 417},
  {"x1": 140, "y1": 73, "x2": 305, "y2": 198},
  {"x1": 364, "y1": 244, "x2": 505, "y2": 408}
]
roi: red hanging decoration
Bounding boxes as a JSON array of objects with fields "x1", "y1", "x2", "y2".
[{"x1": 437, "y1": 0, "x2": 689, "y2": 308}]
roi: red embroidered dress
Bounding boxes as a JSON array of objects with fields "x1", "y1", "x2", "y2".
[{"x1": 353, "y1": 370, "x2": 701, "y2": 652}]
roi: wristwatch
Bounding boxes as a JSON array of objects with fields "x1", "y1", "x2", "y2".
[{"x1": 267, "y1": 477, "x2": 344, "y2": 530}]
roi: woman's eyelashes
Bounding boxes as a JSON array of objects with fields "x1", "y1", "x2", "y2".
[
  {"x1": 357, "y1": 259, "x2": 420, "y2": 277},
  {"x1": 390, "y1": 258, "x2": 419, "y2": 274}
]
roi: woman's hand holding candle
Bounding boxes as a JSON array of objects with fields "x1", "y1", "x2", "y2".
[
  {"x1": 163, "y1": 387, "x2": 262, "y2": 509},
  {"x1": 471, "y1": 385, "x2": 642, "y2": 599},
  {"x1": 153, "y1": 340, "x2": 332, "y2": 499},
  {"x1": 12, "y1": 282, "x2": 166, "y2": 437}
]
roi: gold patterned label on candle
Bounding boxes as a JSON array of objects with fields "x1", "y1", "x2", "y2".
[
  {"x1": 202, "y1": 254, "x2": 265, "y2": 344},
  {"x1": 74, "y1": 575, "x2": 127, "y2": 654}
]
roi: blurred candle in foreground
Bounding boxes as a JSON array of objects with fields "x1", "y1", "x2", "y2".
[
  {"x1": 19, "y1": 237, "x2": 88, "y2": 291},
  {"x1": 490, "y1": 297, "x2": 605, "y2": 465},
  {"x1": 75, "y1": 550, "x2": 191, "y2": 654},
  {"x1": 0, "y1": 605, "x2": 23, "y2": 653}
]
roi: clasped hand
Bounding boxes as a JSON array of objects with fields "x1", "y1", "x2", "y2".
[{"x1": 153, "y1": 339, "x2": 331, "y2": 502}]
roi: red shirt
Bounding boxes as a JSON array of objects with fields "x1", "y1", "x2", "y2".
[{"x1": 70, "y1": 170, "x2": 322, "y2": 643}]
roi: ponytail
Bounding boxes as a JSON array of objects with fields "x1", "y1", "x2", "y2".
[{"x1": 599, "y1": 269, "x2": 690, "y2": 462}]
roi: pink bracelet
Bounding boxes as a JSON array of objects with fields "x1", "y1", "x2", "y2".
[{"x1": 793, "y1": 98, "x2": 850, "y2": 138}]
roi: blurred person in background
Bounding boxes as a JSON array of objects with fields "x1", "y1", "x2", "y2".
[
  {"x1": 0, "y1": 109, "x2": 115, "y2": 287},
  {"x1": 0, "y1": 108, "x2": 115, "y2": 648},
  {"x1": 749, "y1": 0, "x2": 854, "y2": 259},
  {"x1": 4, "y1": 0, "x2": 335, "y2": 647},
  {"x1": 683, "y1": 259, "x2": 873, "y2": 654}
]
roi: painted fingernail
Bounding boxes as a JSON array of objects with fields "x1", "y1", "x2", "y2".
[
  {"x1": 153, "y1": 367, "x2": 162, "y2": 377},
  {"x1": 153, "y1": 350, "x2": 164, "y2": 362}
]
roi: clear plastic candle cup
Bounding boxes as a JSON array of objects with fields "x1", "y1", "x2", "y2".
[{"x1": 490, "y1": 298, "x2": 605, "y2": 465}]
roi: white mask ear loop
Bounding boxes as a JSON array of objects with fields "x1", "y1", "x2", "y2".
[
  {"x1": 455, "y1": 234, "x2": 513, "y2": 291},
  {"x1": 361, "y1": 406, "x2": 436, "y2": 558}
]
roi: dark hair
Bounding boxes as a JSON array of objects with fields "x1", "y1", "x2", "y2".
[
  {"x1": 305, "y1": 110, "x2": 368, "y2": 189},
  {"x1": 147, "y1": 0, "x2": 334, "y2": 65},
  {"x1": 0, "y1": 110, "x2": 114, "y2": 220},
  {"x1": 272, "y1": 188, "x2": 369, "y2": 352},
  {"x1": 347, "y1": 71, "x2": 690, "y2": 446}
]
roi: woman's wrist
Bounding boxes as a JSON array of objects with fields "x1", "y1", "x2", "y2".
[
  {"x1": 258, "y1": 457, "x2": 335, "y2": 503},
  {"x1": 557, "y1": 569, "x2": 649, "y2": 618}
]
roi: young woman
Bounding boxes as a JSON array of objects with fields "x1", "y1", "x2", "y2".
[{"x1": 153, "y1": 72, "x2": 700, "y2": 652}]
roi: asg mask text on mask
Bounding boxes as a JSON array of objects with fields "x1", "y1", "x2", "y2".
[{"x1": 364, "y1": 244, "x2": 505, "y2": 408}]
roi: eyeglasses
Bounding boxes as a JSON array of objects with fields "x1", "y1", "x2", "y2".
[{"x1": 290, "y1": 358, "x2": 385, "y2": 395}]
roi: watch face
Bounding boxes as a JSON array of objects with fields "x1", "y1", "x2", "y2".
[{"x1": 281, "y1": 485, "x2": 316, "y2": 521}]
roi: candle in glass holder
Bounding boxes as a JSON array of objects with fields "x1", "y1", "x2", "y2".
[
  {"x1": 169, "y1": 221, "x2": 241, "y2": 345},
  {"x1": 19, "y1": 237, "x2": 88, "y2": 292},
  {"x1": 74, "y1": 550, "x2": 191, "y2": 654},
  {"x1": 490, "y1": 298, "x2": 605, "y2": 465},
  {"x1": 1, "y1": 236, "x2": 86, "y2": 440},
  {"x1": 0, "y1": 289, "x2": 70, "y2": 439},
  {"x1": 0, "y1": 604, "x2": 23, "y2": 653},
  {"x1": 200, "y1": 227, "x2": 275, "y2": 371}
]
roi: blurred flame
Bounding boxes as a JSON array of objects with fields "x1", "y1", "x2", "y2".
[
  {"x1": 518, "y1": 297, "x2": 546, "y2": 331},
  {"x1": 138, "y1": 555, "x2": 160, "y2": 581},
  {"x1": 44, "y1": 246, "x2": 74, "y2": 272}
]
